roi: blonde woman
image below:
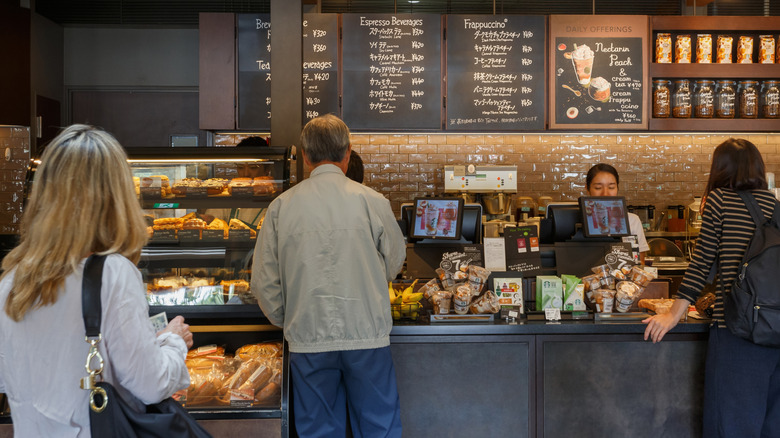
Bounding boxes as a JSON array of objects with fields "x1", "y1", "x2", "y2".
[{"x1": 0, "y1": 125, "x2": 193, "y2": 437}]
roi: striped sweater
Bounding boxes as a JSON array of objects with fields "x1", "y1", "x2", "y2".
[{"x1": 677, "y1": 188, "x2": 778, "y2": 326}]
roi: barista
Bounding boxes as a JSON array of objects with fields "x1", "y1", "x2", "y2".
[{"x1": 586, "y1": 163, "x2": 649, "y2": 264}]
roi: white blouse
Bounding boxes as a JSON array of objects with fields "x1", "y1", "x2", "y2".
[{"x1": 0, "y1": 254, "x2": 190, "y2": 437}]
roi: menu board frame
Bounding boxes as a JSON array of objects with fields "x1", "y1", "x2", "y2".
[
  {"x1": 341, "y1": 13, "x2": 444, "y2": 130},
  {"x1": 548, "y1": 15, "x2": 649, "y2": 130},
  {"x1": 445, "y1": 15, "x2": 547, "y2": 131}
]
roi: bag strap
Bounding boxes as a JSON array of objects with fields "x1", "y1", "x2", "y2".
[
  {"x1": 82, "y1": 254, "x2": 107, "y2": 338},
  {"x1": 736, "y1": 190, "x2": 768, "y2": 228}
]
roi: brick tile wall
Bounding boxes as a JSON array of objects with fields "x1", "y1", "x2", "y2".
[{"x1": 215, "y1": 132, "x2": 780, "y2": 217}]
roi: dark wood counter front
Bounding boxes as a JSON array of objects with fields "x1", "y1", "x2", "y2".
[{"x1": 391, "y1": 319, "x2": 708, "y2": 438}]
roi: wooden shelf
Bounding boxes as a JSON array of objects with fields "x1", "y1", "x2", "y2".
[
  {"x1": 652, "y1": 16, "x2": 780, "y2": 32},
  {"x1": 649, "y1": 117, "x2": 780, "y2": 132},
  {"x1": 649, "y1": 63, "x2": 780, "y2": 79}
]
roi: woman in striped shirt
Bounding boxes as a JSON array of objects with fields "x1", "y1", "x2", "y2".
[{"x1": 642, "y1": 138, "x2": 780, "y2": 437}]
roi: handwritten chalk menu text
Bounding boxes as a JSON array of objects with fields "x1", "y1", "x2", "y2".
[
  {"x1": 446, "y1": 15, "x2": 545, "y2": 130},
  {"x1": 342, "y1": 14, "x2": 442, "y2": 129},
  {"x1": 548, "y1": 15, "x2": 648, "y2": 130},
  {"x1": 237, "y1": 14, "x2": 271, "y2": 130},
  {"x1": 554, "y1": 37, "x2": 643, "y2": 125},
  {"x1": 303, "y1": 14, "x2": 340, "y2": 122}
]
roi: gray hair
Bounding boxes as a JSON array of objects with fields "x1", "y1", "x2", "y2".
[{"x1": 300, "y1": 114, "x2": 350, "y2": 164}]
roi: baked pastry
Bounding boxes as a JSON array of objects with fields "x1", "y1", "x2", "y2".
[
  {"x1": 207, "y1": 218, "x2": 229, "y2": 238},
  {"x1": 221, "y1": 279, "x2": 249, "y2": 293},
  {"x1": 152, "y1": 223, "x2": 178, "y2": 231},
  {"x1": 171, "y1": 178, "x2": 202, "y2": 195},
  {"x1": 638, "y1": 298, "x2": 675, "y2": 314},
  {"x1": 695, "y1": 292, "x2": 715, "y2": 318},
  {"x1": 153, "y1": 217, "x2": 179, "y2": 225},
  {"x1": 187, "y1": 345, "x2": 225, "y2": 359},
  {"x1": 229, "y1": 219, "x2": 257, "y2": 238},
  {"x1": 203, "y1": 178, "x2": 229, "y2": 195},
  {"x1": 228, "y1": 178, "x2": 253, "y2": 195},
  {"x1": 252, "y1": 176, "x2": 276, "y2": 195},
  {"x1": 182, "y1": 218, "x2": 207, "y2": 230},
  {"x1": 235, "y1": 342, "x2": 282, "y2": 361}
]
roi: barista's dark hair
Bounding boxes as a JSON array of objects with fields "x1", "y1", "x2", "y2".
[
  {"x1": 703, "y1": 138, "x2": 767, "y2": 200},
  {"x1": 586, "y1": 163, "x2": 619, "y2": 190},
  {"x1": 346, "y1": 151, "x2": 364, "y2": 183}
]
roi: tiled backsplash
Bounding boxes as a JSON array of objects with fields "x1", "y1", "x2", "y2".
[{"x1": 216, "y1": 132, "x2": 780, "y2": 216}]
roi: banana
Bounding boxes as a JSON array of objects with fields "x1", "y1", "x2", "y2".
[
  {"x1": 401, "y1": 279, "x2": 419, "y2": 299},
  {"x1": 402, "y1": 292, "x2": 424, "y2": 303},
  {"x1": 388, "y1": 282, "x2": 396, "y2": 302},
  {"x1": 392, "y1": 294, "x2": 404, "y2": 305}
]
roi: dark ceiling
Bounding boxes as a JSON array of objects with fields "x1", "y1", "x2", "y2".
[{"x1": 33, "y1": 0, "x2": 777, "y2": 26}]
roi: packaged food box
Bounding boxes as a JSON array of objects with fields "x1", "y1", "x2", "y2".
[
  {"x1": 562, "y1": 275, "x2": 586, "y2": 311},
  {"x1": 536, "y1": 276, "x2": 563, "y2": 310},
  {"x1": 494, "y1": 278, "x2": 524, "y2": 314}
]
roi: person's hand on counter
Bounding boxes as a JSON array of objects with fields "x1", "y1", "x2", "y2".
[
  {"x1": 158, "y1": 315, "x2": 194, "y2": 348},
  {"x1": 642, "y1": 298, "x2": 689, "y2": 343}
]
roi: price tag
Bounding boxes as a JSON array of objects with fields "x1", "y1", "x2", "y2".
[
  {"x1": 228, "y1": 229, "x2": 252, "y2": 241},
  {"x1": 183, "y1": 187, "x2": 208, "y2": 198},
  {"x1": 230, "y1": 186, "x2": 254, "y2": 197},
  {"x1": 177, "y1": 229, "x2": 201, "y2": 241},
  {"x1": 151, "y1": 229, "x2": 177, "y2": 241},
  {"x1": 202, "y1": 229, "x2": 225, "y2": 241},
  {"x1": 544, "y1": 308, "x2": 561, "y2": 321},
  {"x1": 140, "y1": 187, "x2": 162, "y2": 198}
]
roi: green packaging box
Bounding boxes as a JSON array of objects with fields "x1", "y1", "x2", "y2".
[
  {"x1": 536, "y1": 276, "x2": 563, "y2": 310},
  {"x1": 562, "y1": 275, "x2": 586, "y2": 311}
]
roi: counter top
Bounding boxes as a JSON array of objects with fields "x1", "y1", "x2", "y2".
[{"x1": 390, "y1": 317, "x2": 710, "y2": 336}]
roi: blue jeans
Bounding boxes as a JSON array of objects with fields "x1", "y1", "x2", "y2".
[
  {"x1": 290, "y1": 346, "x2": 402, "y2": 438},
  {"x1": 703, "y1": 325, "x2": 780, "y2": 438}
]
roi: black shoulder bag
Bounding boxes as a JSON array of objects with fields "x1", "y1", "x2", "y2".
[
  {"x1": 722, "y1": 192, "x2": 780, "y2": 347},
  {"x1": 81, "y1": 254, "x2": 212, "y2": 438}
]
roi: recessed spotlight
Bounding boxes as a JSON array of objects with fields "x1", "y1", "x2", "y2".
[{"x1": 408, "y1": 0, "x2": 420, "y2": 3}]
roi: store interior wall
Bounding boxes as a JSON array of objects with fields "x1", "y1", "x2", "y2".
[{"x1": 215, "y1": 132, "x2": 780, "y2": 217}]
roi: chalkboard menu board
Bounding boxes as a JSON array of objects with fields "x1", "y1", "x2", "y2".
[
  {"x1": 303, "y1": 14, "x2": 340, "y2": 122},
  {"x1": 237, "y1": 14, "x2": 271, "y2": 130},
  {"x1": 446, "y1": 15, "x2": 546, "y2": 130},
  {"x1": 549, "y1": 15, "x2": 648, "y2": 130},
  {"x1": 342, "y1": 14, "x2": 442, "y2": 130}
]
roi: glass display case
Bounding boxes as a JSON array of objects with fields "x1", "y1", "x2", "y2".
[{"x1": 127, "y1": 147, "x2": 290, "y2": 428}]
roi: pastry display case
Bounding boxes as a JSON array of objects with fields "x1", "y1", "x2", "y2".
[{"x1": 128, "y1": 146, "x2": 291, "y2": 428}]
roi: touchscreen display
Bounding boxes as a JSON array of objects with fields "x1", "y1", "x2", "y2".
[
  {"x1": 579, "y1": 196, "x2": 631, "y2": 237},
  {"x1": 410, "y1": 197, "x2": 464, "y2": 240}
]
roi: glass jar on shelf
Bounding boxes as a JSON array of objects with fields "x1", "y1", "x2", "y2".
[
  {"x1": 652, "y1": 79, "x2": 671, "y2": 118},
  {"x1": 715, "y1": 80, "x2": 736, "y2": 119},
  {"x1": 761, "y1": 80, "x2": 780, "y2": 119},
  {"x1": 672, "y1": 79, "x2": 692, "y2": 118},
  {"x1": 738, "y1": 80, "x2": 759, "y2": 119},
  {"x1": 693, "y1": 79, "x2": 715, "y2": 118}
]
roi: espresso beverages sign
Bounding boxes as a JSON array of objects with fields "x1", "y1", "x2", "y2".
[
  {"x1": 303, "y1": 14, "x2": 340, "y2": 122},
  {"x1": 237, "y1": 14, "x2": 272, "y2": 130},
  {"x1": 549, "y1": 15, "x2": 649, "y2": 129},
  {"x1": 342, "y1": 14, "x2": 442, "y2": 129},
  {"x1": 446, "y1": 15, "x2": 546, "y2": 130}
]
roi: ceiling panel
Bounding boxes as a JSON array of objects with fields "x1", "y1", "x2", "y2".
[{"x1": 34, "y1": 0, "x2": 778, "y2": 26}]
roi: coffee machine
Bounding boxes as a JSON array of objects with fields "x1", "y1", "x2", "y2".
[{"x1": 444, "y1": 165, "x2": 518, "y2": 237}]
